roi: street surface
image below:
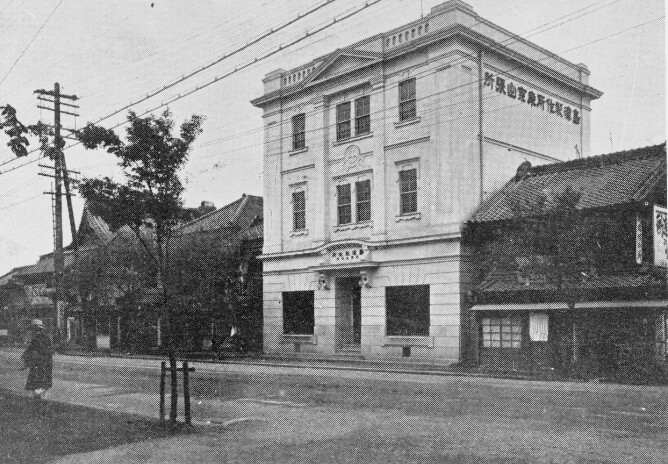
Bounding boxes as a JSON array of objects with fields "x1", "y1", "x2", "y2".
[{"x1": 0, "y1": 349, "x2": 666, "y2": 463}]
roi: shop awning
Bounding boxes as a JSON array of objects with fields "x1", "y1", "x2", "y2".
[{"x1": 470, "y1": 300, "x2": 668, "y2": 311}]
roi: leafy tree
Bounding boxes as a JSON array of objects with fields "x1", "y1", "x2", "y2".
[
  {"x1": 76, "y1": 109, "x2": 204, "y2": 425},
  {"x1": 169, "y1": 230, "x2": 243, "y2": 352},
  {"x1": 0, "y1": 105, "x2": 64, "y2": 160},
  {"x1": 62, "y1": 246, "x2": 114, "y2": 348}
]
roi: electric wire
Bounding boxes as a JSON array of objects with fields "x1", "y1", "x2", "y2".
[
  {"x1": 0, "y1": 0, "x2": 64, "y2": 90},
  {"x1": 0, "y1": 0, "x2": 609, "y2": 164},
  {"x1": 0, "y1": 5, "x2": 662, "y2": 177}
]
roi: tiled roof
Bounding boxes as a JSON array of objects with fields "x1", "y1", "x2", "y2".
[
  {"x1": 179, "y1": 194, "x2": 263, "y2": 235},
  {"x1": 12, "y1": 251, "x2": 77, "y2": 277},
  {"x1": 478, "y1": 272, "x2": 664, "y2": 294},
  {"x1": 470, "y1": 143, "x2": 666, "y2": 223},
  {"x1": 0, "y1": 270, "x2": 15, "y2": 286}
]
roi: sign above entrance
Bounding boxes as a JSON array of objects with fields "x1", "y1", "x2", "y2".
[{"x1": 484, "y1": 71, "x2": 581, "y2": 125}]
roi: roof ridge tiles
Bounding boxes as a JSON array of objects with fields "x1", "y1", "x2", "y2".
[{"x1": 529, "y1": 142, "x2": 666, "y2": 176}]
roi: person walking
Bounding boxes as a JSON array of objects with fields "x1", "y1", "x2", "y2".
[{"x1": 21, "y1": 319, "x2": 53, "y2": 399}]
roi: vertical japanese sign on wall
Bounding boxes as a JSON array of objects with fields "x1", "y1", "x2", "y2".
[
  {"x1": 654, "y1": 205, "x2": 668, "y2": 267},
  {"x1": 636, "y1": 213, "x2": 643, "y2": 264}
]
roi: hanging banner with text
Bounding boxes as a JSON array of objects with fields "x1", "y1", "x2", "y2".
[{"x1": 654, "y1": 205, "x2": 667, "y2": 267}]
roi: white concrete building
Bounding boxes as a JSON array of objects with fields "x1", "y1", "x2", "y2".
[{"x1": 251, "y1": 0, "x2": 602, "y2": 363}]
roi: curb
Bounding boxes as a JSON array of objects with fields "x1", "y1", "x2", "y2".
[{"x1": 49, "y1": 349, "x2": 544, "y2": 382}]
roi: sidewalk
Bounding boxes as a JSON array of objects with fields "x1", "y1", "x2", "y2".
[
  {"x1": 0, "y1": 350, "x2": 292, "y2": 426},
  {"x1": 51, "y1": 346, "x2": 554, "y2": 381}
]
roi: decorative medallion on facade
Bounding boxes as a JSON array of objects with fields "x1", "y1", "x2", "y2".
[
  {"x1": 342, "y1": 145, "x2": 366, "y2": 172},
  {"x1": 484, "y1": 71, "x2": 581, "y2": 125}
]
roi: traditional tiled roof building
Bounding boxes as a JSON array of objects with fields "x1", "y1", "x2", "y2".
[{"x1": 465, "y1": 143, "x2": 667, "y2": 379}]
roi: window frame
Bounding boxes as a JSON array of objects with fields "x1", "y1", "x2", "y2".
[
  {"x1": 481, "y1": 316, "x2": 522, "y2": 349},
  {"x1": 355, "y1": 179, "x2": 371, "y2": 223},
  {"x1": 398, "y1": 78, "x2": 417, "y2": 122},
  {"x1": 292, "y1": 190, "x2": 306, "y2": 231},
  {"x1": 337, "y1": 183, "x2": 352, "y2": 225},
  {"x1": 336, "y1": 102, "x2": 352, "y2": 141},
  {"x1": 399, "y1": 168, "x2": 418, "y2": 215},
  {"x1": 354, "y1": 96, "x2": 370, "y2": 136},
  {"x1": 291, "y1": 113, "x2": 306, "y2": 150},
  {"x1": 282, "y1": 291, "x2": 315, "y2": 335},
  {"x1": 386, "y1": 285, "x2": 430, "y2": 336}
]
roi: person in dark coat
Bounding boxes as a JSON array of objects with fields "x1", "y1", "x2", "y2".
[{"x1": 21, "y1": 319, "x2": 53, "y2": 398}]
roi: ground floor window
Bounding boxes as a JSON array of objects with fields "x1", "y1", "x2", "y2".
[
  {"x1": 481, "y1": 316, "x2": 522, "y2": 348},
  {"x1": 283, "y1": 291, "x2": 314, "y2": 335},
  {"x1": 386, "y1": 285, "x2": 430, "y2": 336}
]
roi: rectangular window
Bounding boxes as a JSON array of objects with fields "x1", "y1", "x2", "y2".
[
  {"x1": 356, "y1": 180, "x2": 371, "y2": 222},
  {"x1": 336, "y1": 102, "x2": 351, "y2": 141},
  {"x1": 399, "y1": 78, "x2": 417, "y2": 121},
  {"x1": 292, "y1": 191, "x2": 306, "y2": 231},
  {"x1": 399, "y1": 168, "x2": 418, "y2": 215},
  {"x1": 386, "y1": 285, "x2": 430, "y2": 336},
  {"x1": 292, "y1": 113, "x2": 306, "y2": 150},
  {"x1": 481, "y1": 317, "x2": 522, "y2": 349},
  {"x1": 337, "y1": 184, "x2": 352, "y2": 225},
  {"x1": 354, "y1": 96, "x2": 370, "y2": 136},
  {"x1": 283, "y1": 291, "x2": 314, "y2": 335}
]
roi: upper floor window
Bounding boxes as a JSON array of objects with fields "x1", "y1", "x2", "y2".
[
  {"x1": 337, "y1": 97, "x2": 371, "y2": 141},
  {"x1": 356, "y1": 180, "x2": 371, "y2": 222},
  {"x1": 292, "y1": 191, "x2": 306, "y2": 231},
  {"x1": 292, "y1": 113, "x2": 306, "y2": 150},
  {"x1": 336, "y1": 102, "x2": 351, "y2": 141},
  {"x1": 399, "y1": 168, "x2": 418, "y2": 215},
  {"x1": 399, "y1": 78, "x2": 417, "y2": 121},
  {"x1": 337, "y1": 184, "x2": 352, "y2": 225},
  {"x1": 354, "y1": 96, "x2": 370, "y2": 136}
]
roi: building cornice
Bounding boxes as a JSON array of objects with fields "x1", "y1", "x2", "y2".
[
  {"x1": 259, "y1": 230, "x2": 462, "y2": 261},
  {"x1": 251, "y1": 21, "x2": 602, "y2": 109}
]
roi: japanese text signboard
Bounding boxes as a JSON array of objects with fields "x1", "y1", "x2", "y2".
[
  {"x1": 654, "y1": 205, "x2": 667, "y2": 267},
  {"x1": 484, "y1": 71, "x2": 581, "y2": 125}
]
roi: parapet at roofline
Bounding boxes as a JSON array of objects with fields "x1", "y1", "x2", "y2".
[{"x1": 251, "y1": 26, "x2": 602, "y2": 108}]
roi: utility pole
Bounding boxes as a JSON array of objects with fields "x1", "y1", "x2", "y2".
[{"x1": 35, "y1": 83, "x2": 78, "y2": 341}]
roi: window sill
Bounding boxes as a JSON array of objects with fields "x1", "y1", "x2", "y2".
[
  {"x1": 394, "y1": 116, "x2": 421, "y2": 129},
  {"x1": 281, "y1": 334, "x2": 317, "y2": 345},
  {"x1": 383, "y1": 336, "x2": 433, "y2": 348},
  {"x1": 395, "y1": 212, "x2": 421, "y2": 222},
  {"x1": 333, "y1": 132, "x2": 373, "y2": 146},
  {"x1": 290, "y1": 229, "x2": 309, "y2": 237},
  {"x1": 289, "y1": 146, "x2": 308, "y2": 155},
  {"x1": 333, "y1": 221, "x2": 372, "y2": 232}
]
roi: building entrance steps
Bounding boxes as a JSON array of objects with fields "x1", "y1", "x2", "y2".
[{"x1": 335, "y1": 344, "x2": 362, "y2": 357}]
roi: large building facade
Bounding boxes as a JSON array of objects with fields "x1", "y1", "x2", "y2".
[{"x1": 252, "y1": 0, "x2": 602, "y2": 362}]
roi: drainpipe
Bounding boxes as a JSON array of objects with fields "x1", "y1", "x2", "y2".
[{"x1": 478, "y1": 50, "x2": 484, "y2": 203}]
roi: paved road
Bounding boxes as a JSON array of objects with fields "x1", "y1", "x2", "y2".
[{"x1": 1, "y1": 349, "x2": 666, "y2": 463}]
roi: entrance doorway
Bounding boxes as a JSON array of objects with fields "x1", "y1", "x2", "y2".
[{"x1": 335, "y1": 277, "x2": 361, "y2": 347}]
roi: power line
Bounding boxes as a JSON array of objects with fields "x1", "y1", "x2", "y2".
[
  {"x1": 0, "y1": 0, "x2": 64, "y2": 89},
  {"x1": 0, "y1": 0, "x2": 386, "y2": 175},
  {"x1": 141, "y1": 0, "x2": 626, "y2": 146},
  {"x1": 172, "y1": 0, "x2": 642, "y2": 152},
  {"x1": 0, "y1": 192, "x2": 42, "y2": 211},
  {"x1": 90, "y1": 0, "x2": 341, "y2": 125},
  {"x1": 66, "y1": 0, "x2": 309, "y2": 99},
  {"x1": 1, "y1": 6, "x2": 661, "y2": 178}
]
